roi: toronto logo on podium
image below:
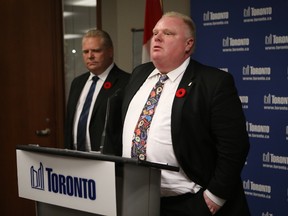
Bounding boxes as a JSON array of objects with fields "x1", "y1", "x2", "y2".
[
  {"x1": 30, "y1": 162, "x2": 45, "y2": 190},
  {"x1": 29, "y1": 162, "x2": 97, "y2": 201}
]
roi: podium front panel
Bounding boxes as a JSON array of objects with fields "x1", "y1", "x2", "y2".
[
  {"x1": 16, "y1": 149, "x2": 117, "y2": 216},
  {"x1": 121, "y1": 164, "x2": 161, "y2": 216}
]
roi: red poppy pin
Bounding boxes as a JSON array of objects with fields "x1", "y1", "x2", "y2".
[
  {"x1": 103, "y1": 81, "x2": 112, "y2": 89},
  {"x1": 176, "y1": 88, "x2": 186, "y2": 98}
]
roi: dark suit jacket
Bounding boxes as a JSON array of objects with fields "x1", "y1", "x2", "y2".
[
  {"x1": 122, "y1": 59, "x2": 250, "y2": 215},
  {"x1": 64, "y1": 64, "x2": 130, "y2": 151}
]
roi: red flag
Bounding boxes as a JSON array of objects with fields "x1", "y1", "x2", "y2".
[{"x1": 142, "y1": 0, "x2": 163, "y2": 63}]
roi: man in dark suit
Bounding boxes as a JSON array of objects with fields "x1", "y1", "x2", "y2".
[
  {"x1": 64, "y1": 29, "x2": 130, "y2": 152},
  {"x1": 121, "y1": 12, "x2": 250, "y2": 216}
]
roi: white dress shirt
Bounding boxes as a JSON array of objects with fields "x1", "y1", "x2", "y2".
[
  {"x1": 122, "y1": 58, "x2": 202, "y2": 196},
  {"x1": 73, "y1": 63, "x2": 114, "y2": 151}
]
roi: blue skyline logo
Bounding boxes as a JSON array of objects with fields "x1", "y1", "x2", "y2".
[{"x1": 30, "y1": 162, "x2": 45, "y2": 190}]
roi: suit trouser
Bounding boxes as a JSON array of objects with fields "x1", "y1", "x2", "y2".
[{"x1": 160, "y1": 188, "x2": 212, "y2": 216}]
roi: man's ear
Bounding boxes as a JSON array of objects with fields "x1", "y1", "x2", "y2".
[{"x1": 185, "y1": 38, "x2": 194, "y2": 53}]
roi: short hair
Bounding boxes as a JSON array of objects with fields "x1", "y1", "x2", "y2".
[
  {"x1": 83, "y1": 29, "x2": 113, "y2": 49},
  {"x1": 162, "y1": 11, "x2": 196, "y2": 42}
]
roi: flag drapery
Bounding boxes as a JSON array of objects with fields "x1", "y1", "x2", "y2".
[{"x1": 142, "y1": 0, "x2": 163, "y2": 64}]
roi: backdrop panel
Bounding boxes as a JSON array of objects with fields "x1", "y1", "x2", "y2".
[{"x1": 191, "y1": 1, "x2": 288, "y2": 215}]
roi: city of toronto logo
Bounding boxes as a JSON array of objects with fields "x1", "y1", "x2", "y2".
[{"x1": 30, "y1": 162, "x2": 45, "y2": 190}]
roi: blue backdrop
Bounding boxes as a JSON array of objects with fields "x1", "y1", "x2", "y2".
[{"x1": 191, "y1": 1, "x2": 288, "y2": 215}]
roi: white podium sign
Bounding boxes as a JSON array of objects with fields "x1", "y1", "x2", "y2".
[{"x1": 16, "y1": 149, "x2": 117, "y2": 216}]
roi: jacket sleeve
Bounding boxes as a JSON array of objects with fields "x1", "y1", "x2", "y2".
[{"x1": 207, "y1": 72, "x2": 250, "y2": 199}]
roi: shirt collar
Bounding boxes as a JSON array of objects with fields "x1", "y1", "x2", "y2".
[
  {"x1": 148, "y1": 57, "x2": 190, "y2": 82},
  {"x1": 89, "y1": 62, "x2": 114, "y2": 81}
]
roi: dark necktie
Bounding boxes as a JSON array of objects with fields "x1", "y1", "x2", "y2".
[
  {"x1": 131, "y1": 74, "x2": 168, "y2": 160},
  {"x1": 77, "y1": 76, "x2": 99, "y2": 151}
]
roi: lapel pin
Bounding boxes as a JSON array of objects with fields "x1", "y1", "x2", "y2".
[{"x1": 176, "y1": 88, "x2": 186, "y2": 98}]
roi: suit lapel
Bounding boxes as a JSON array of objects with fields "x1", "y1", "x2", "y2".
[
  {"x1": 91, "y1": 67, "x2": 118, "y2": 117},
  {"x1": 122, "y1": 64, "x2": 154, "y2": 120},
  {"x1": 171, "y1": 60, "x2": 196, "y2": 140},
  {"x1": 70, "y1": 73, "x2": 90, "y2": 117}
]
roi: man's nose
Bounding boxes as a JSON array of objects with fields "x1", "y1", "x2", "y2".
[
  {"x1": 88, "y1": 50, "x2": 94, "y2": 58},
  {"x1": 153, "y1": 33, "x2": 162, "y2": 42}
]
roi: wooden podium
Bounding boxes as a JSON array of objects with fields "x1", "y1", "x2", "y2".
[{"x1": 16, "y1": 145, "x2": 179, "y2": 216}]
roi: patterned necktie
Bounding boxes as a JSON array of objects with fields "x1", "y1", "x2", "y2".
[
  {"x1": 131, "y1": 74, "x2": 169, "y2": 160},
  {"x1": 77, "y1": 76, "x2": 99, "y2": 151}
]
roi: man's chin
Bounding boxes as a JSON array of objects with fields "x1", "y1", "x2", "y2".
[
  {"x1": 150, "y1": 55, "x2": 162, "y2": 62},
  {"x1": 87, "y1": 66, "x2": 99, "y2": 71}
]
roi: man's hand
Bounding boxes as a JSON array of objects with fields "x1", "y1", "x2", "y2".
[{"x1": 203, "y1": 191, "x2": 221, "y2": 215}]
